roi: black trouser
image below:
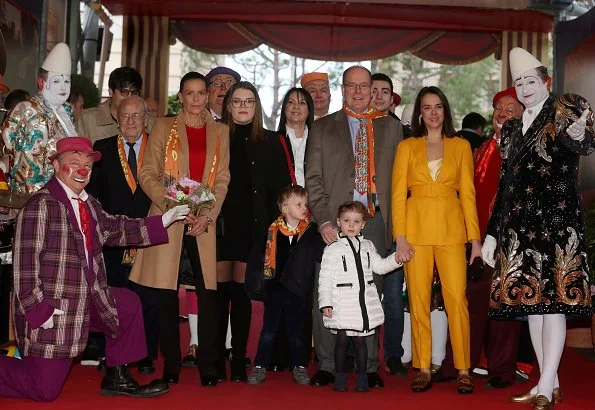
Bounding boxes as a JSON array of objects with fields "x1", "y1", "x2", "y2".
[
  {"x1": 160, "y1": 234, "x2": 220, "y2": 377},
  {"x1": 254, "y1": 282, "x2": 309, "y2": 368},
  {"x1": 128, "y1": 281, "x2": 160, "y2": 359},
  {"x1": 270, "y1": 282, "x2": 314, "y2": 367}
]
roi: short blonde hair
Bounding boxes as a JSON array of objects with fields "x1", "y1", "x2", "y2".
[{"x1": 277, "y1": 184, "x2": 308, "y2": 211}]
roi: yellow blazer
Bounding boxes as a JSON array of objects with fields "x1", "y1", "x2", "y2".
[
  {"x1": 129, "y1": 113, "x2": 230, "y2": 291},
  {"x1": 391, "y1": 136, "x2": 480, "y2": 246}
]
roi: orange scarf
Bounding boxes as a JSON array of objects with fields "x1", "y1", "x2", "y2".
[
  {"x1": 117, "y1": 132, "x2": 147, "y2": 193},
  {"x1": 263, "y1": 215, "x2": 310, "y2": 278},
  {"x1": 343, "y1": 105, "x2": 386, "y2": 217},
  {"x1": 164, "y1": 117, "x2": 221, "y2": 189}
]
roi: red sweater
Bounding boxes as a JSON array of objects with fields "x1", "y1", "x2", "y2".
[{"x1": 186, "y1": 125, "x2": 207, "y2": 181}]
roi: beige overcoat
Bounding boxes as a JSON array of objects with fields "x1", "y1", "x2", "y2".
[{"x1": 129, "y1": 113, "x2": 230, "y2": 290}]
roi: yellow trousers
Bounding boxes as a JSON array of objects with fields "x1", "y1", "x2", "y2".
[{"x1": 405, "y1": 244, "x2": 470, "y2": 370}]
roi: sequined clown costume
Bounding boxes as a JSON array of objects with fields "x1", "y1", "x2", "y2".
[
  {"x1": 487, "y1": 94, "x2": 594, "y2": 318},
  {"x1": 2, "y1": 94, "x2": 75, "y2": 194}
]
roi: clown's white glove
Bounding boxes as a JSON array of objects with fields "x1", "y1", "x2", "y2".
[
  {"x1": 566, "y1": 109, "x2": 591, "y2": 141},
  {"x1": 481, "y1": 235, "x2": 497, "y2": 268},
  {"x1": 41, "y1": 309, "x2": 65, "y2": 329},
  {"x1": 162, "y1": 205, "x2": 190, "y2": 228}
]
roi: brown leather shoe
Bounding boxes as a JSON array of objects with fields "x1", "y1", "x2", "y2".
[
  {"x1": 532, "y1": 395, "x2": 553, "y2": 410},
  {"x1": 510, "y1": 388, "x2": 562, "y2": 404},
  {"x1": 456, "y1": 374, "x2": 474, "y2": 394},
  {"x1": 552, "y1": 387, "x2": 562, "y2": 403},
  {"x1": 430, "y1": 363, "x2": 441, "y2": 375},
  {"x1": 411, "y1": 372, "x2": 432, "y2": 392}
]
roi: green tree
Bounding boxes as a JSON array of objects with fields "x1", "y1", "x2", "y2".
[
  {"x1": 233, "y1": 46, "x2": 346, "y2": 129},
  {"x1": 438, "y1": 56, "x2": 500, "y2": 125},
  {"x1": 181, "y1": 46, "x2": 225, "y2": 74},
  {"x1": 167, "y1": 94, "x2": 181, "y2": 116},
  {"x1": 376, "y1": 52, "x2": 500, "y2": 125}
]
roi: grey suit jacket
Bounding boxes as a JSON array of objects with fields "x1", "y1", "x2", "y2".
[{"x1": 305, "y1": 109, "x2": 403, "y2": 249}]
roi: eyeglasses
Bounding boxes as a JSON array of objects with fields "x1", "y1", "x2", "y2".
[
  {"x1": 209, "y1": 78, "x2": 234, "y2": 88},
  {"x1": 231, "y1": 98, "x2": 256, "y2": 108},
  {"x1": 494, "y1": 106, "x2": 515, "y2": 116},
  {"x1": 119, "y1": 113, "x2": 145, "y2": 122},
  {"x1": 118, "y1": 88, "x2": 141, "y2": 97},
  {"x1": 343, "y1": 83, "x2": 371, "y2": 92}
]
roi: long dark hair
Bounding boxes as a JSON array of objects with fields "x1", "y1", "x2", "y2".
[
  {"x1": 277, "y1": 87, "x2": 314, "y2": 136},
  {"x1": 411, "y1": 86, "x2": 456, "y2": 138},
  {"x1": 221, "y1": 81, "x2": 266, "y2": 143}
]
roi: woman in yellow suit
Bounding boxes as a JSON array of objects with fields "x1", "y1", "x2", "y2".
[{"x1": 392, "y1": 86, "x2": 481, "y2": 394}]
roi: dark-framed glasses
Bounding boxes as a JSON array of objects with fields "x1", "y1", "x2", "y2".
[
  {"x1": 231, "y1": 98, "x2": 256, "y2": 108},
  {"x1": 343, "y1": 83, "x2": 371, "y2": 92},
  {"x1": 119, "y1": 88, "x2": 141, "y2": 97},
  {"x1": 209, "y1": 78, "x2": 234, "y2": 88}
]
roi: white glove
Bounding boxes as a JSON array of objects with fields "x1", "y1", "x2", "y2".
[
  {"x1": 481, "y1": 235, "x2": 497, "y2": 268},
  {"x1": 162, "y1": 205, "x2": 190, "y2": 228},
  {"x1": 41, "y1": 308, "x2": 65, "y2": 329},
  {"x1": 566, "y1": 109, "x2": 591, "y2": 141}
]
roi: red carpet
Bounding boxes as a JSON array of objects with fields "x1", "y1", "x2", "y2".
[{"x1": 2, "y1": 297, "x2": 594, "y2": 409}]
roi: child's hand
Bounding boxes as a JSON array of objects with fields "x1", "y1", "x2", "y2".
[{"x1": 322, "y1": 307, "x2": 333, "y2": 318}]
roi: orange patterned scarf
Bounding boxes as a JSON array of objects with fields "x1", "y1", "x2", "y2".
[
  {"x1": 117, "y1": 132, "x2": 147, "y2": 193},
  {"x1": 263, "y1": 216, "x2": 310, "y2": 278},
  {"x1": 343, "y1": 105, "x2": 386, "y2": 216},
  {"x1": 164, "y1": 116, "x2": 221, "y2": 189}
]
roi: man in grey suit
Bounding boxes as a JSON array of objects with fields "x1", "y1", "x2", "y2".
[{"x1": 305, "y1": 65, "x2": 403, "y2": 388}]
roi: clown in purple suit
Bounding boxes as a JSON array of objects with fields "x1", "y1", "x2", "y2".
[{"x1": 0, "y1": 137, "x2": 190, "y2": 401}]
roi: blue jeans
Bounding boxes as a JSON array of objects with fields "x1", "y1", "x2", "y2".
[{"x1": 383, "y1": 265, "x2": 405, "y2": 360}]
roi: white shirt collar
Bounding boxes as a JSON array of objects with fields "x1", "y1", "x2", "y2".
[
  {"x1": 522, "y1": 97, "x2": 547, "y2": 135},
  {"x1": 56, "y1": 176, "x2": 89, "y2": 201},
  {"x1": 210, "y1": 109, "x2": 221, "y2": 121},
  {"x1": 525, "y1": 98, "x2": 547, "y2": 117}
]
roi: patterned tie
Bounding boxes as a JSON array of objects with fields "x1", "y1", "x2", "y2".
[
  {"x1": 74, "y1": 198, "x2": 92, "y2": 253},
  {"x1": 127, "y1": 142, "x2": 137, "y2": 181},
  {"x1": 354, "y1": 119, "x2": 368, "y2": 195}
]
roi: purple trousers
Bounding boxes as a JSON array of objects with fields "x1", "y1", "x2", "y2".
[{"x1": 0, "y1": 287, "x2": 146, "y2": 401}]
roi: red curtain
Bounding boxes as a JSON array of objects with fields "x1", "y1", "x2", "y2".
[
  {"x1": 104, "y1": 1, "x2": 553, "y2": 64},
  {"x1": 172, "y1": 21, "x2": 501, "y2": 65}
]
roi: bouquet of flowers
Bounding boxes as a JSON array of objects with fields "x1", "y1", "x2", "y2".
[{"x1": 164, "y1": 177, "x2": 216, "y2": 214}]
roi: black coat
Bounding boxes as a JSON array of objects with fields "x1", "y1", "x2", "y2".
[
  {"x1": 245, "y1": 222, "x2": 325, "y2": 301},
  {"x1": 88, "y1": 134, "x2": 151, "y2": 286},
  {"x1": 218, "y1": 125, "x2": 292, "y2": 262},
  {"x1": 458, "y1": 129, "x2": 485, "y2": 151}
]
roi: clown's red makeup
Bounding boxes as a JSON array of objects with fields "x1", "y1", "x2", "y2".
[{"x1": 53, "y1": 151, "x2": 95, "y2": 195}]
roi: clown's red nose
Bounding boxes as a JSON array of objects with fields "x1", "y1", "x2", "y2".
[{"x1": 76, "y1": 169, "x2": 89, "y2": 177}]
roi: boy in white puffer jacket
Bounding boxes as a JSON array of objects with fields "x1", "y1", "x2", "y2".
[{"x1": 318, "y1": 201, "x2": 401, "y2": 392}]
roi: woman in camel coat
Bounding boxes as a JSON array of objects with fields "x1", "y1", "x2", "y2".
[{"x1": 129, "y1": 72, "x2": 230, "y2": 386}]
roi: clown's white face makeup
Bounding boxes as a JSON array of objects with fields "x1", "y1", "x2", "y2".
[
  {"x1": 42, "y1": 72, "x2": 71, "y2": 107},
  {"x1": 514, "y1": 68, "x2": 548, "y2": 108}
]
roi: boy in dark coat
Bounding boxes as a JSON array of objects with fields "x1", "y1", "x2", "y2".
[{"x1": 246, "y1": 185, "x2": 324, "y2": 385}]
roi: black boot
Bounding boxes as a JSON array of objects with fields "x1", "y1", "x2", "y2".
[
  {"x1": 230, "y1": 357, "x2": 247, "y2": 382},
  {"x1": 100, "y1": 365, "x2": 169, "y2": 397}
]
